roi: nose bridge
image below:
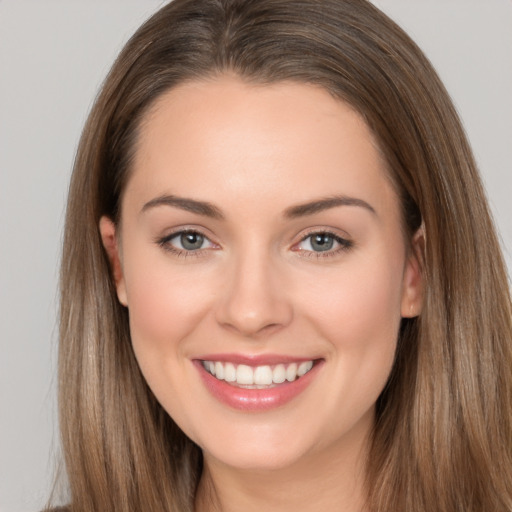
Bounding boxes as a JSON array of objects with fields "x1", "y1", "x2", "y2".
[{"x1": 215, "y1": 238, "x2": 293, "y2": 337}]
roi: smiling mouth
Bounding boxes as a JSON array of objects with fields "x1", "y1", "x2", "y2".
[{"x1": 201, "y1": 360, "x2": 315, "y2": 388}]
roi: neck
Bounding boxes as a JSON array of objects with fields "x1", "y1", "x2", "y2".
[{"x1": 195, "y1": 415, "x2": 371, "y2": 512}]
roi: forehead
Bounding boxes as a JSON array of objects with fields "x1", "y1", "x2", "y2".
[{"x1": 125, "y1": 75, "x2": 398, "y2": 220}]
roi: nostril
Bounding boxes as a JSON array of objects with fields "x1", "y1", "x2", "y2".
[
  {"x1": 219, "y1": 319, "x2": 285, "y2": 338},
  {"x1": 214, "y1": 264, "x2": 294, "y2": 335}
]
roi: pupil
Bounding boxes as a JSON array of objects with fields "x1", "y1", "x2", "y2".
[
  {"x1": 311, "y1": 234, "x2": 334, "y2": 252},
  {"x1": 181, "y1": 232, "x2": 204, "y2": 250}
]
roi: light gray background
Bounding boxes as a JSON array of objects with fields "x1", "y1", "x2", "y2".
[{"x1": 1, "y1": 1, "x2": 511, "y2": 511}]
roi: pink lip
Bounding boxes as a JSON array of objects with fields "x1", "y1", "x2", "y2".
[
  {"x1": 193, "y1": 357, "x2": 323, "y2": 412},
  {"x1": 196, "y1": 353, "x2": 316, "y2": 366}
]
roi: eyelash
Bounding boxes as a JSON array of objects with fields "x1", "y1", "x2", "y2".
[
  {"x1": 156, "y1": 229, "x2": 216, "y2": 259},
  {"x1": 292, "y1": 230, "x2": 353, "y2": 259},
  {"x1": 156, "y1": 229, "x2": 353, "y2": 259}
]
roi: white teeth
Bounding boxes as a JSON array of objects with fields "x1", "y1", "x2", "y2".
[
  {"x1": 285, "y1": 363, "x2": 297, "y2": 382},
  {"x1": 202, "y1": 359, "x2": 315, "y2": 386},
  {"x1": 297, "y1": 361, "x2": 313, "y2": 376},
  {"x1": 224, "y1": 362, "x2": 236, "y2": 382},
  {"x1": 254, "y1": 365, "x2": 273, "y2": 386},
  {"x1": 215, "y1": 361, "x2": 224, "y2": 380},
  {"x1": 236, "y1": 364, "x2": 254, "y2": 385},
  {"x1": 273, "y1": 364, "x2": 286, "y2": 384}
]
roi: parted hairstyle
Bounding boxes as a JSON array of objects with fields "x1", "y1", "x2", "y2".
[{"x1": 54, "y1": 0, "x2": 512, "y2": 510}]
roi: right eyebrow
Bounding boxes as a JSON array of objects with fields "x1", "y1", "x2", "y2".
[{"x1": 140, "y1": 194, "x2": 225, "y2": 220}]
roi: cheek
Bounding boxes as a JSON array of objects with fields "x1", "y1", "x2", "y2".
[
  {"x1": 307, "y1": 253, "x2": 402, "y2": 326},
  {"x1": 122, "y1": 256, "x2": 221, "y2": 435},
  {"x1": 122, "y1": 251, "x2": 216, "y2": 365},
  {"x1": 299, "y1": 250, "x2": 404, "y2": 377},
  {"x1": 343, "y1": 263, "x2": 402, "y2": 340}
]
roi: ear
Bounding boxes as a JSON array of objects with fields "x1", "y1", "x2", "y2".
[
  {"x1": 99, "y1": 216, "x2": 128, "y2": 306},
  {"x1": 400, "y1": 225, "x2": 425, "y2": 318}
]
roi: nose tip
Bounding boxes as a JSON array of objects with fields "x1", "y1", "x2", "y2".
[
  {"x1": 214, "y1": 260, "x2": 293, "y2": 338},
  {"x1": 221, "y1": 307, "x2": 287, "y2": 338}
]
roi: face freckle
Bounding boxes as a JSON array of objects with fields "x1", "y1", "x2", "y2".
[{"x1": 100, "y1": 75, "x2": 423, "y2": 474}]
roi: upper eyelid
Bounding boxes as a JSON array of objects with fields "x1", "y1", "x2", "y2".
[
  {"x1": 291, "y1": 229, "x2": 353, "y2": 254},
  {"x1": 294, "y1": 227, "x2": 351, "y2": 243},
  {"x1": 163, "y1": 230, "x2": 217, "y2": 250},
  {"x1": 156, "y1": 229, "x2": 217, "y2": 258},
  {"x1": 156, "y1": 227, "x2": 352, "y2": 250},
  {"x1": 168, "y1": 230, "x2": 212, "y2": 243},
  {"x1": 159, "y1": 226, "x2": 216, "y2": 242}
]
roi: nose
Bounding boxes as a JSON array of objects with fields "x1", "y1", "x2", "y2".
[{"x1": 214, "y1": 248, "x2": 293, "y2": 338}]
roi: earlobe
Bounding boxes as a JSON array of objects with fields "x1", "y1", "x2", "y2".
[
  {"x1": 401, "y1": 225, "x2": 425, "y2": 318},
  {"x1": 99, "y1": 216, "x2": 128, "y2": 306}
]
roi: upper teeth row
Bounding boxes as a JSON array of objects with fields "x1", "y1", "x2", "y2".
[{"x1": 203, "y1": 360, "x2": 314, "y2": 386}]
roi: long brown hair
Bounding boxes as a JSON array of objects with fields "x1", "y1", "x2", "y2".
[{"x1": 56, "y1": 0, "x2": 512, "y2": 510}]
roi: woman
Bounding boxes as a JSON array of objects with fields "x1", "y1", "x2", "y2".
[{"x1": 53, "y1": 0, "x2": 512, "y2": 510}]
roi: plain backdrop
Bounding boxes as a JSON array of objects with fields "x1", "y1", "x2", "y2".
[{"x1": 1, "y1": 1, "x2": 511, "y2": 511}]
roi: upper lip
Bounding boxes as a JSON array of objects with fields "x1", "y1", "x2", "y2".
[{"x1": 195, "y1": 353, "x2": 321, "y2": 366}]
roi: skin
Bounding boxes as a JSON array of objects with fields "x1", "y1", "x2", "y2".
[{"x1": 100, "y1": 75, "x2": 423, "y2": 512}]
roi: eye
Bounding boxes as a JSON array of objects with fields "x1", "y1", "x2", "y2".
[
  {"x1": 173, "y1": 231, "x2": 209, "y2": 251},
  {"x1": 295, "y1": 231, "x2": 352, "y2": 255},
  {"x1": 158, "y1": 229, "x2": 216, "y2": 254}
]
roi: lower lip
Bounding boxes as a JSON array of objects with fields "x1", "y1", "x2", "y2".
[{"x1": 194, "y1": 360, "x2": 323, "y2": 412}]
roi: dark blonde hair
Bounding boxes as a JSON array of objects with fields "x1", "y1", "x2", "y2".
[{"x1": 56, "y1": 0, "x2": 512, "y2": 510}]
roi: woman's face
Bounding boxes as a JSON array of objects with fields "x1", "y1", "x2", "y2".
[{"x1": 101, "y1": 76, "x2": 422, "y2": 472}]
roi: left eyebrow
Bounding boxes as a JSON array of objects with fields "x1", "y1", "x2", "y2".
[{"x1": 283, "y1": 195, "x2": 377, "y2": 218}]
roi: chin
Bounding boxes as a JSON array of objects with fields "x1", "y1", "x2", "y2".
[{"x1": 203, "y1": 437, "x2": 312, "y2": 472}]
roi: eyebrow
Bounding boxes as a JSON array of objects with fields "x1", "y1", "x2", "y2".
[
  {"x1": 141, "y1": 194, "x2": 225, "y2": 220},
  {"x1": 141, "y1": 193, "x2": 376, "y2": 220},
  {"x1": 283, "y1": 195, "x2": 376, "y2": 218}
]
